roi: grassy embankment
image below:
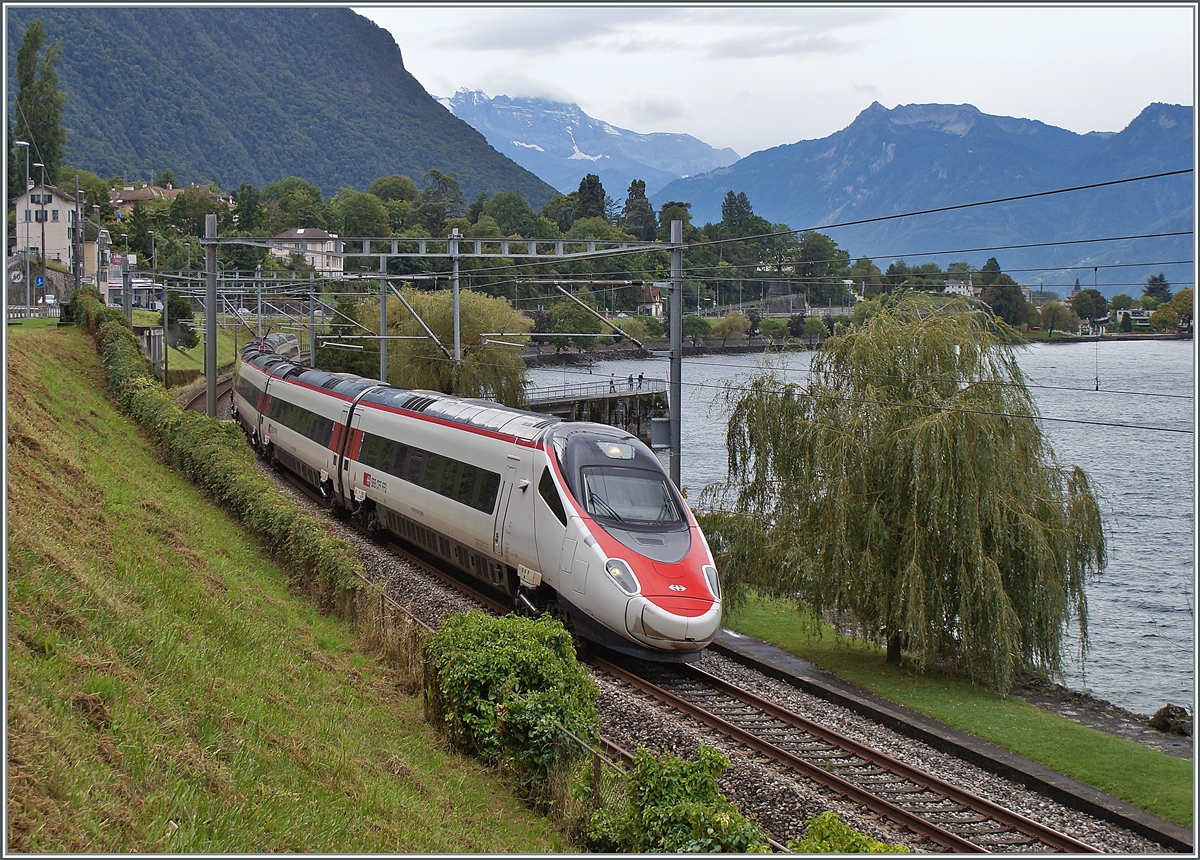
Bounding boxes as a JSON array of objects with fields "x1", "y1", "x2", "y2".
[
  {"x1": 724, "y1": 594, "x2": 1192, "y2": 829},
  {"x1": 5, "y1": 318, "x2": 566, "y2": 853}
]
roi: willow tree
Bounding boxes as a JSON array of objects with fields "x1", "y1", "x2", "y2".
[
  {"x1": 702, "y1": 296, "x2": 1106, "y2": 692},
  {"x1": 368, "y1": 287, "x2": 530, "y2": 406}
]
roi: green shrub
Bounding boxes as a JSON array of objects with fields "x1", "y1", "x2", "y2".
[
  {"x1": 70, "y1": 288, "x2": 362, "y2": 602},
  {"x1": 788, "y1": 811, "x2": 909, "y2": 853},
  {"x1": 583, "y1": 745, "x2": 771, "y2": 853},
  {"x1": 422, "y1": 611, "x2": 599, "y2": 803}
]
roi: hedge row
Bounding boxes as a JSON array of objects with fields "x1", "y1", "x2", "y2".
[{"x1": 71, "y1": 289, "x2": 362, "y2": 600}]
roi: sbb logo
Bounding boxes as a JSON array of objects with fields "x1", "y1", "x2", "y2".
[{"x1": 362, "y1": 472, "x2": 387, "y2": 492}]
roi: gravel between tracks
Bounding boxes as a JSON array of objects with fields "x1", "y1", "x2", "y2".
[{"x1": 251, "y1": 448, "x2": 1168, "y2": 853}]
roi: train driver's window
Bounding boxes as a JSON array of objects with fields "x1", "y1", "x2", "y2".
[{"x1": 538, "y1": 467, "x2": 568, "y2": 526}]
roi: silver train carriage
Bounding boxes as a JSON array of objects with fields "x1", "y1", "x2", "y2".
[{"x1": 231, "y1": 342, "x2": 722, "y2": 661}]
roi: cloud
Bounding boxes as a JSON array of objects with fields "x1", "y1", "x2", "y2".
[{"x1": 625, "y1": 93, "x2": 687, "y2": 125}]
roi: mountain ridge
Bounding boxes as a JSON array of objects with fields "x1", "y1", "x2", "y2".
[
  {"x1": 440, "y1": 89, "x2": 739, "y2": 196},
  {"x1": 653, "y1": 101, "x2": 1193, "y2": 294},
  {"x1": 5, "y1": 7, "x2": 559, "y2": 206}
]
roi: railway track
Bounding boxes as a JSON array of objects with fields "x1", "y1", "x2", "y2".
[
  {"x1": 595, "y1": 656, "x2": 1100, "y2": 853},
  {"x1": 180, "y1": 373, "x2": 234, "y2": 413},
  {"x1": 263, "y1": 460, "x2": 1179, "y2": 854}
]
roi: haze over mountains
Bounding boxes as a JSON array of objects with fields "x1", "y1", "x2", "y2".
[
  {"x1": 652, "y1": 101, "x2": 1193, "y2": 295},
  {"x1": 438, "y1": 90, "x2": 739, "y2": 197}
]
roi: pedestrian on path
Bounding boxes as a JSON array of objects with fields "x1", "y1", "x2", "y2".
[{"x1": 609, "y1": 373, "x2": 616, "y2": 392}]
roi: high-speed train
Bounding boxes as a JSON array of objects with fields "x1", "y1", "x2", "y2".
[{"x1": 231, "y1": 339, "x2": 722, "y2": 661}]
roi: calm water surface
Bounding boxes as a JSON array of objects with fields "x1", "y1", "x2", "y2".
[{"x1": 528, "y1": 340, "x2": 1195, "y2": 716}]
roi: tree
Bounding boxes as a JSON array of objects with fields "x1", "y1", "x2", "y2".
[
  {"x1": 1144, "y1": 273, "x2": 1173, "y2": 303},
  {"x1": 760, "y1": 317, "x2": 788, "y2": 342},
  {"x1": 541, "y1": 193, "x2": 576, "y2": 233},
  {"x1": 978, "y1": 257, "x2": 1003, "y2": 287},
  {"x1": 161, "y1": 291, "x2": 198, "y2": 350},
  {"x1": 331, "y1": 187, "x2": 390, "y2": 238},
  {"x1": 482, "y1": 190, "x2": 540, "y2": 238},
  {"x1": 232, "y1": 183, "x2": 268, "y2": 234},
  {"x1": 711, "y1": 312, "x2": 751, "y2": 346},
  {"x1": 414, "y1": 169, "x2": 465, "y2": 236},
  {"x1": 550, "y1": 299, "x2": 604, "y2": 353},
  {"x1": 169, "y1": 186, "x2": 225, "y2": 237},
  {"x1": 981, "y1": 275, "x2": 1026, "y2": 327},
  {"x1": 1166, "y1": 288, "x2": 1193, "y2": 323},
  {"x1": 802, "y1": 317, "x2": 826, "y2": 345},
  {"x1": 620, "y1": 180, "x2": 656, "y2": 241},
  {"x1": 1039, "y1": 300, "x2": 1077, "y2": 338},
  {"x1": 1109, "y1": 293, "x2": 1135, "y2": 310},
  {"x1": 575, "y1": 174, "x2": 606, "y2": 221},
  {"x1": 263, "y1": 176, "x2": 328, "y2": 233},
  {"x1": 1149, "y1": 306, "x2": 1180, "y2": 332},
  {"x1": 154, "y1": 168, "x2": 178, "y2": 188},
  {"x1": 369, "y1": 174, "x2": 418, "y2": 203},
  {"x1": 682, "y1": 314, "x2": 711, "y2": 346},
  {"x1": 702, "y1": 296, "x2": 1106, "y2": 692},
  {"x1": 376, "y1": 287, "x2": 530, "y2": 403},
  {"x1": 720, "y1": 191, "x2": 755, "y2": 236},
  {"x1": 12, "y1": 19, "x2": 66, "y2": 187},
  {"x1": 656, "y1": 201, "x2": 694, "y2": 241}
]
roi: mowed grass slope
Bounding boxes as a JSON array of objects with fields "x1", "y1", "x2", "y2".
[{"x1": 5, "y1": 320, "x2": 566, "y2": 853}]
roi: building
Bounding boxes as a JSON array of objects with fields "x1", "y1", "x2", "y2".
[
  {"x1": 268, "y1": 227, "x2": 342, "y2": 274},
  {"x1": 109, "y1": 183, "x2": 235, "y2": 221},
  {"x1": 13, "y1": 184, "x2": 80, "y2": 281},
  {"x1": 1112, "y1": 308, "x2": 1151, "y2": 329},
  {"x1": 82, "y1": 219, "x2": 113, "y2": 297},
  {"x1": 944, "y1": 278, "x2": 978, "y2": 298},
  {"x1": 637, "y1": 284, "x2": 663, "y2": 319}
]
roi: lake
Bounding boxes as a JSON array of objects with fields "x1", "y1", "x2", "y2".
[{"x1": 527, "y1": 339, "x2": 1195, "y2": 716}]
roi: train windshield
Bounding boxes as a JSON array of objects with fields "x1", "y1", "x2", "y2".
[{"x1": 580, "y1": 466, "x2": 683, "y2": 524}]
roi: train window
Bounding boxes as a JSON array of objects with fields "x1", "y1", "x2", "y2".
[
  {"x1": 581, "y1": 466, "x2": 682, "y2": 524},
  {"x1": 476, "y1": 471, "x2": 501, "y2": 514},
  {"x1": 458, "y1": 464, "x2": 480, "y2": 506},
  {"x1": 538, "y1": 467, "x2": 568, "y2": 526},
  {"x1": 357, "y1": 432, "x2": 499, "y2": 514},
  {"x1": 235, "y1": 376, "x2": 262, "y2": 406},
  {"x1": 437, "y1": 458, "x2": 463, "y2": 498}
]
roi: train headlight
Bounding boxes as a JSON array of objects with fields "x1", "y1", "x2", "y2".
[
  {"x1": 703, "y1": 565, "x2": 721, "y2": 599},
  {"x1": 605, "y1": 558, "x2": 641, "y2": 596}
]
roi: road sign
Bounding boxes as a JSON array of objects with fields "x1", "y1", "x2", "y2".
[
  {"x1": 35, "y1": 275, "x2": 45, "y2": 288},
  {"x1": 10, "y1": 270, "x2": 22, "y2": 283}
]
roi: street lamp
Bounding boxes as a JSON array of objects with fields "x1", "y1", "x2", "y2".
[
  {"x1": 14, "y1": 140, "x2": 30, "y2": 315},
  {"x1": 121, "y1": 233, "x2": 128, "y2": 253}
]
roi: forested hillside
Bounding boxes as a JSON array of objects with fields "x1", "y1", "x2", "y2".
[{"x1": 5, "y1": 7, "x2": 558, "y2": 205}]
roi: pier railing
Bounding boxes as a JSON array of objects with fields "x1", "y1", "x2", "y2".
[{"x1": 526, "y1": 377, "x2": 666, "y2": 404}]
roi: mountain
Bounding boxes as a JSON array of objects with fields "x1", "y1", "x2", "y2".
[
  {"x1": 654, "y1": 102, "x2": 1193, "y2": 296},
  {"x1": 440, "y1": 90, "x2": 739, "y2": 197},
  {"x1": 5, "y1": 8, "x2": 558, "y2": 206}
]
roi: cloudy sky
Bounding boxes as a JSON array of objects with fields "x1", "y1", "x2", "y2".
[{"x1": 354, "y1": 4, "x2": 1195, "y2": 158}]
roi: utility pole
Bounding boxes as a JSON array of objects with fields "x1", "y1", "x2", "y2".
[
  {"x1": 669, "y1": 219, "x2": 683, "y2": 489},
  {"x1": 205, "y1": 214, "x2": 218, "y2": 417},
  {"x1": 451, "y1": 227, "x2": 461, "y2": 365}
]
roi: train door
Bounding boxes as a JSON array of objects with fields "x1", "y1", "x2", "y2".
[
  {"x1": 533, "y1": 464, "x2": 573, "y2": 590},
  {"x1": 495, "y1": 452, "x2": 537, "y2": 568}
]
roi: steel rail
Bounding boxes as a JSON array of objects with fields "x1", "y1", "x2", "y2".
[{"x1": 681, "y1": 663, "x2": 1099, "y2": 854}]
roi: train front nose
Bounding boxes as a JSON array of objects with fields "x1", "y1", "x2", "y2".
[
  {"x1": 626, "y1": 596, "x2": 721, "y2": 651},
  {"x1": 620, "y1": 558, "x2": 721, "y2": 651}
]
